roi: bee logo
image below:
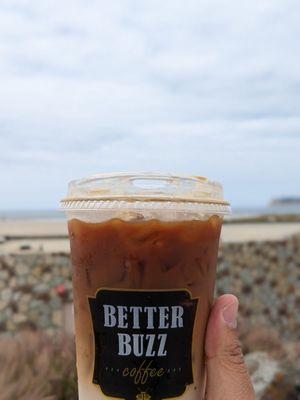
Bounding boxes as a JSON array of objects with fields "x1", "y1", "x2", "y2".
[{"x1": 136, "y1": 392, "x2": 151, "y2": 400}]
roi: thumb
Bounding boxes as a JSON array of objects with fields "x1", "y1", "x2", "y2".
[{"x1": 205, "y1": 294, "x2": 255, "y2": 400}]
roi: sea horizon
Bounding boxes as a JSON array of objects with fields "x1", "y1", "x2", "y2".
[{"x1": 0, "y1": 204, "x2": 299, "y2": 220}]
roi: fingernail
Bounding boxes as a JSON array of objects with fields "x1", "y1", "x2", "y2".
[{"x1": 222, "y1": 301, "x2": 238, "y2": 329}]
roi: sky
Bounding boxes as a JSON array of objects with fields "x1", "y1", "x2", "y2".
[{"x1": 0, "y1": 0, "x2": 299, "y2": 209}]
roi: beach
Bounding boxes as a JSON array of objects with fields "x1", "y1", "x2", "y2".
[{"x1": 1, "y1": 218, "x2": 300, "y2": 254}]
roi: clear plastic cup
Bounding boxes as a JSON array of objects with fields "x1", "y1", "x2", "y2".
[{"x1": 61, "y1": 173, "x2": 230, "y2": 400}]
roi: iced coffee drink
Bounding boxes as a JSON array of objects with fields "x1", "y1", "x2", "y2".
[{"x1": 61, "y1": 174, "x2": 230, "y2": 400}]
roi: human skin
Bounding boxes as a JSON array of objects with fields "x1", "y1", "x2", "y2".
[{"x1": 205, "y1": 294, "x2": 256, "y2": 400}]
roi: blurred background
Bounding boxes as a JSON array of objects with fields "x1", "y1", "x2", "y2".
[{"x1": 0, "y1": 1, "x2": 299, "y2": 399}]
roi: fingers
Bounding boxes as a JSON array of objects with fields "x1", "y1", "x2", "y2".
[{"x1": 205, "y1": 295, "x2": 255, "y2": 400}]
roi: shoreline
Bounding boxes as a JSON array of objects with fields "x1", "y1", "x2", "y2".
[{"x1": 225, "y1": 214, "x2": 300, "y2": 223}]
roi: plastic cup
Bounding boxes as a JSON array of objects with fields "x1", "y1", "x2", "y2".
[{"x1": 61, "y1": 173, "x2": 230, "y2": 400}]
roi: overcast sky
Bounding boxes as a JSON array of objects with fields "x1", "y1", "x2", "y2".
[{"x1": 0, "y1": 0, "x2": 299, "y2": 209}]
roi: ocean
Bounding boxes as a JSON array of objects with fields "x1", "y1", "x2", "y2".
[{"x1": 0, "y1": 204, "x2": 299, "y2": 220}]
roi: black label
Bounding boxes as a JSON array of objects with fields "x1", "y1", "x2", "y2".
[{"x1": 89, "y1": 289, "x2": 198, "y2": 400}]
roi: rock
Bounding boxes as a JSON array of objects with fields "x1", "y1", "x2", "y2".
[
  {"x1": 261, "y1": 367, "x2": 300, "y2": 400},
  {"x1": 0, "y1": 300, "x2": 8, "y2": 311},
  {"x1": 38, "y1": 314, "x2": 51, "y2": 329},
  {"x1": 4, "y1": 306, "x2": 12, "y2": 318},
  {"x1": 0, "y1": 270, "x2": 9, "y2": 281},
  {"x1": 39, "y1": 303, "x2": 51, "y2": 316},
  {"x1": 50, "y1": 297, "x2": 62, "y2": 310},
  {"x1": 51, "y1": 276, "x2": 64, "y2": 286},
  {"x1": 61, "y1": 265, "x2": 71, "y2": 278},
  {"x1": 12, "y1": 313, "x2": 27, "y2": 324},
  {"x1": 21, "y1": 293, "x2": 31, "y2": 303},
  {"x1": 42, "y1": 272, "x2": 52, "y2": 283},
  {"x1": 245, "y1": 352, "x2": 280, "y2": 399},
  {"x1": 1, "y1": 234, "x2": 299, "y2": 338},
  {"x1": 18, "y1": 302, "x2": 29, "y2": 314},
  {"x1": 28, "y1": 308, "x2": 40, "y2": 321},
  {"x1": 6, "y1": 319, "x2": 16, "y2": 331},
  {"x1": 1, "y1": 288, "x2": 12, "y2": 302},
  {"x1": 52, "y1": 310, "x2": 63, "y2": 327},
  {"x1": 16, "y1": 276, "x2": 27, "y2": 286},
  {"x1": 58, "y1": 256, "x2": 70, "y2": 267},
  {"x1": 15, "y1": 263, "x2": 30, "y2": 275},
  {"x1": 27, "y1": 275, "x2": 38, "y2": 285},
  {"x1": 33, "y1": 283, "x2": 49, "y2": 295},
  {"x1": 45, "y1": 327, "x2": 55, "y2": 336},
  {"x1": 30, "y1": 299, "x2": 44, "y2": 309},
  {"x1": 12, "y1": 292, "x2": 22, "y2": 302},
  {"x1": 9, "y1": 276, "x2": 17, "y2": 288},
  {"x1": 65, "y1": 280, "x2": 73, "y2": 290},
  {"x1": 32, "y1": 266, "x2": 43, "y2": 278}
]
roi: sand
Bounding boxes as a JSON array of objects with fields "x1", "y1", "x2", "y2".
[
  {"x1": 222, "y1": 223, "x2": 300, "y2": 242},
  {"x1": 0, "y1": 219, "x2": 68, "y2": 237},
  {"x1": 1, "y1": 219, "x2": 300, "y2": 254}
]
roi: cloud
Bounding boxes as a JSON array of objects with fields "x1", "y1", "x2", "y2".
[{"x1": 0, "y1": 0, "x2": 299, "y2": 208}]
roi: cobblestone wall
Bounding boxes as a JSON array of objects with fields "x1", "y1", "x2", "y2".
[
  {"x1": 0, "y1": 253, "x2": 72, "y2": 334},
  {"x1": 216, "y1": 235, "x2": 300, "y2": 339},
  {"x1": 0, "y1": 235, "x2": 299, "y2": 338}
]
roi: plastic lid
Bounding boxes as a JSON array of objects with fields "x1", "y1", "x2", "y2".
[{"x1": 60, "y1": 173, "x2": 230, "y2": 216}]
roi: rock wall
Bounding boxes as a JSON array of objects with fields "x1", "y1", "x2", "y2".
[
  {"x1": 0, "y1": 253, "x2": 72, "y2": 334},
  {"x1": 0, "y1": 235, "x2": 299, "y2": 337},
  {"x1": 216, "y1": 235, "x2": 299, "y2": 340}
]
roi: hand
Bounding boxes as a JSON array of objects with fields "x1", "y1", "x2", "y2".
[{"x1": 205, "y1": 294, "x2": 256, "y2": 400}]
